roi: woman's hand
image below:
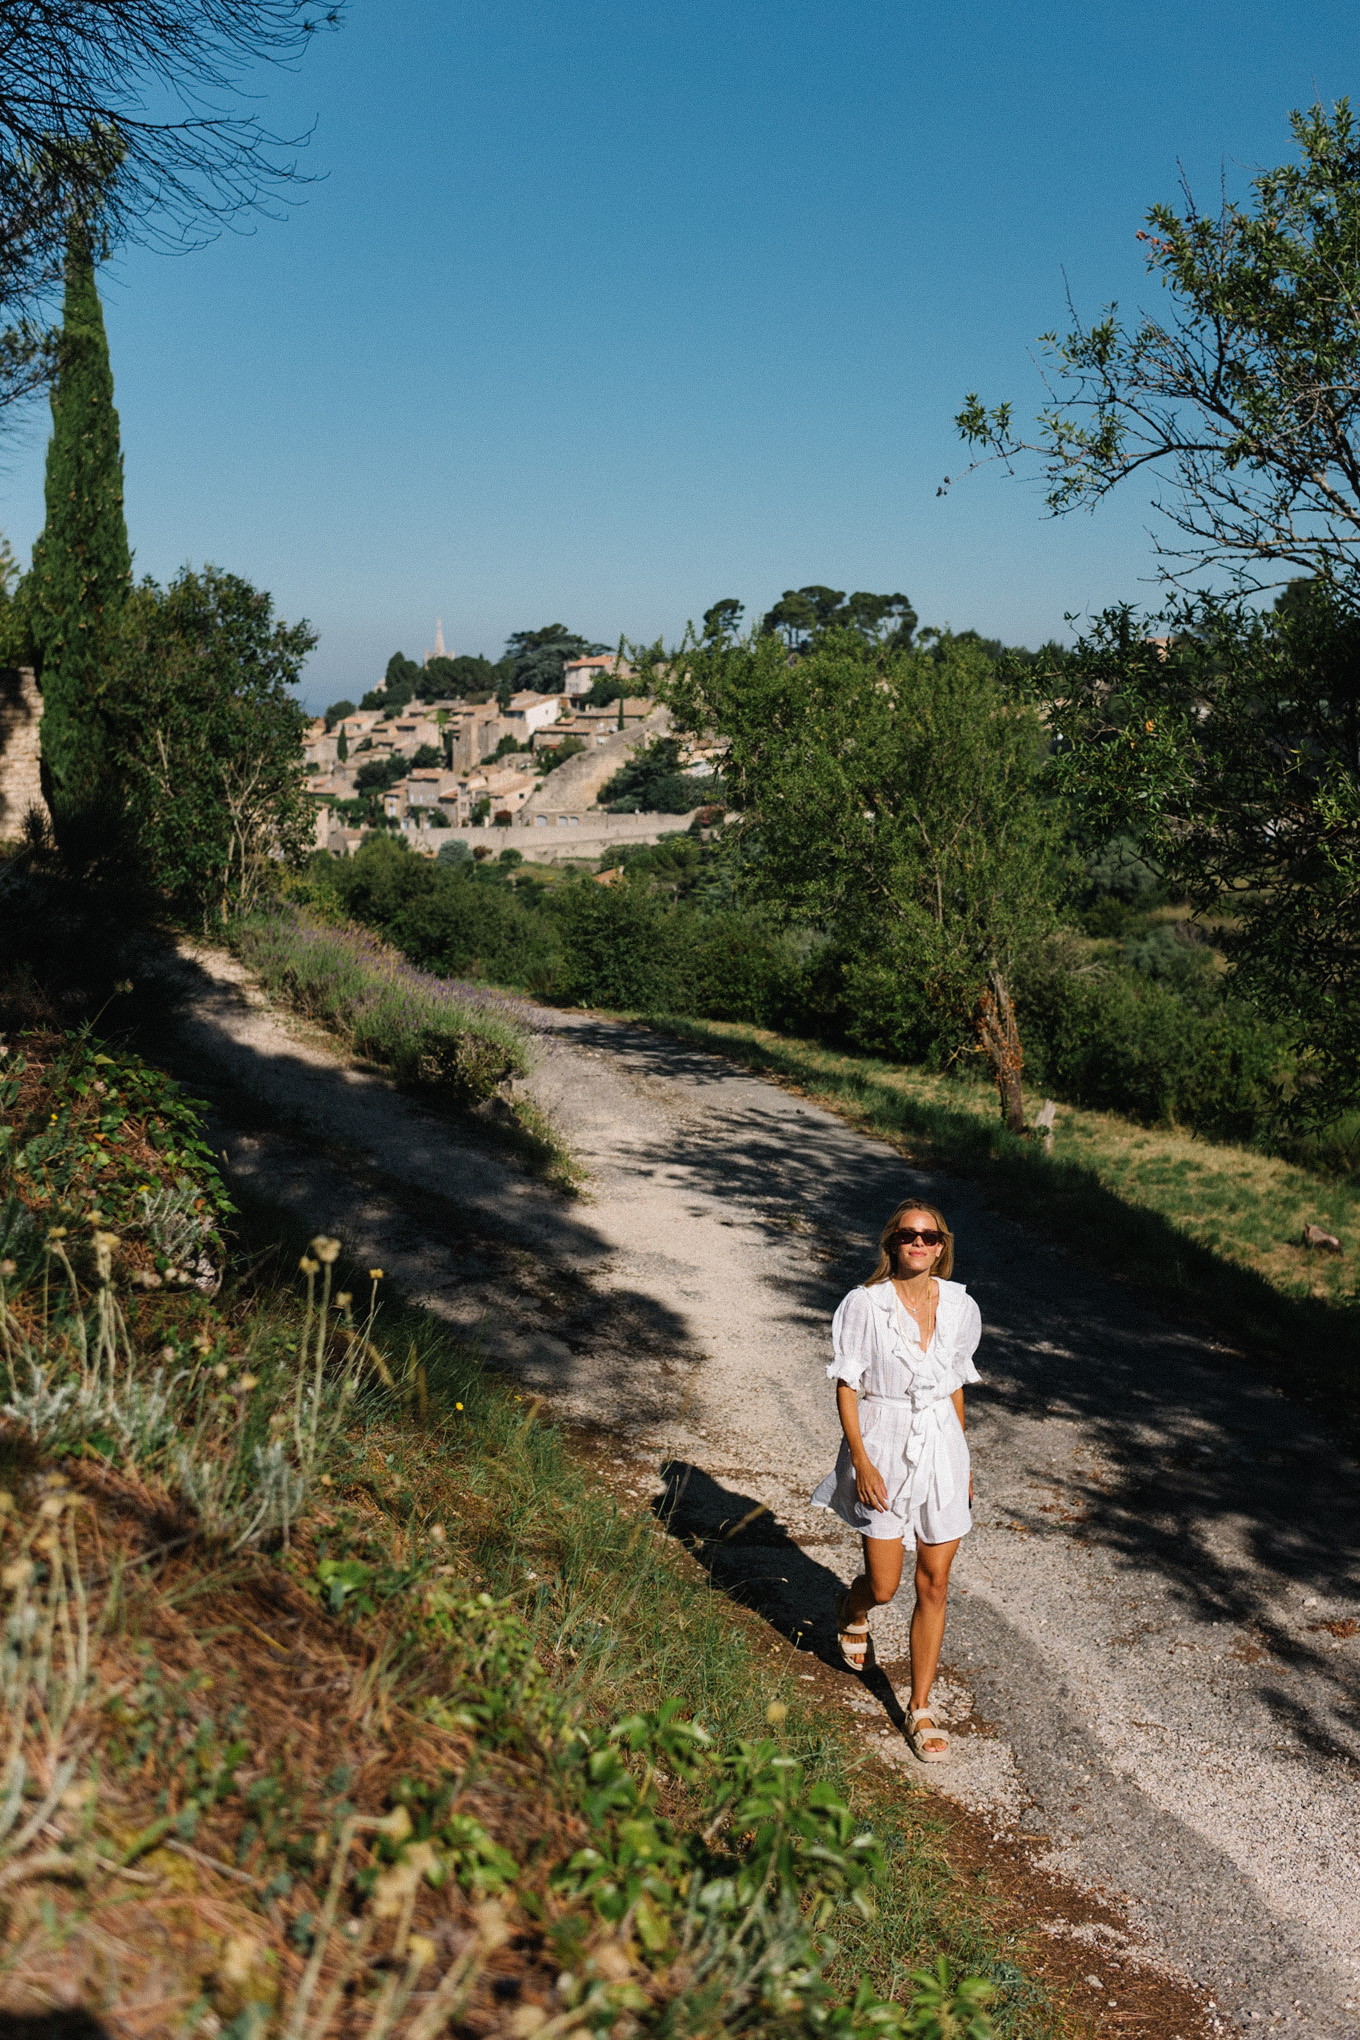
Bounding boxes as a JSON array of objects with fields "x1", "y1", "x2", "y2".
[{"x1": 853, "y1": 1454, "x2": 888, "y2": 1513}]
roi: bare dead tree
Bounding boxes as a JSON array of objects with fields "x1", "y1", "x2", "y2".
[{"x1": 0, "y1": 1, "x2": 342, "y2": 403}]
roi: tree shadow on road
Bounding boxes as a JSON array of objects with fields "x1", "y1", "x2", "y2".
[{"x1": 554, "y1": 1012, "x2": 1360, "y2": 1764}]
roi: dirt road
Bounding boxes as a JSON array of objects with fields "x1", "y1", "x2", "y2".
[{"x1": 166, "y1": 945, "x2": 1360, "y2": 2038}]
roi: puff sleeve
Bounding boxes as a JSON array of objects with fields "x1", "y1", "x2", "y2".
[
  {"x1": 826, "y1": 1287, "x2": 875, "y2": 1388},
  {"x1": 941, "y1": 1293, "x2": 983, "y2": 1394}
]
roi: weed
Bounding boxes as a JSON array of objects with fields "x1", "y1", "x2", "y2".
[{"x1": 0, "y1": 1030, "x2": 1049, "y2": 2035}]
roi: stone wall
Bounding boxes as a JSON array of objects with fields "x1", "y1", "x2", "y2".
[
  {"x1": 0, "y1": 667, "x2": 45, "y2": 839},
  {"x1": 515, "y1": 704, "x2": 669, "y2": 822}
]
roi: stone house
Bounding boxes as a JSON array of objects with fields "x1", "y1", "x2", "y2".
[
  {"x1": 530, "y1": 704, "x2": 622, "y2": 754},
  {"x1": 442, "y1": 702, "x2": 505, "y2": 773},
  {"x1": 501, "y1": 691, "x2": 562, "y2": 740},
  {"x1": 561, "y1": 654, "x2": 635, "y2": 698}
]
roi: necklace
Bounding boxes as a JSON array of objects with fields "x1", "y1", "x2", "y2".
[{"x1": 892, "y1": 1277, "x2": 937, "y2": 1349}]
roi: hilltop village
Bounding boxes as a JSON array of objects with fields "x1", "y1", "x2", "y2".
[{"x1": 303, "y1": 649, "x2": 727, "y2": 859}]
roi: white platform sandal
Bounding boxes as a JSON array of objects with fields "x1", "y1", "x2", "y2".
[
  {"x1": 907, "y1": 1707, "x2": 950, "y2": 1761},
  {"x1": 834, "y1": 1591, "x2": 872, "y2": 1673}
]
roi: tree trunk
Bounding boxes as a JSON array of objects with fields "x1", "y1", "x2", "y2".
[{"x1": 976, "y1": 969, "x2": 1026, "y2": 1133}]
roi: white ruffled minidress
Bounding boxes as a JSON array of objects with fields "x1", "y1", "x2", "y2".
[{"x1": 812, "y1": 1391, "x2": 972, "y2": 1545}]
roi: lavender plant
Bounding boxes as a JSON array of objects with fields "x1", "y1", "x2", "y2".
[{"x1": 232, "y1": 910, "x2": 536, "y2": 1103}]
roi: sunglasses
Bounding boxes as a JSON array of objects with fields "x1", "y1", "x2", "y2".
[{"x1": 889, "y1": 1227, "x2": 945, "y2": 1248}]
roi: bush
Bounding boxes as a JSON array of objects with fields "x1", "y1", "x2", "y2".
[
  {"x1": 318, "y1": 834, "x2": 564, "y2": 988},
  {"x1": 307, "y1": 835, "x2": 1297, "y2": 1152},
  {"x1": 555, "y1": 882, "x2": 685, "y2": 1008},
  {"x1": 1018, "y1": 958, "x2": 1290, "y2": 1140},
  {"x1": 599, "y1": 738, "x2": 717, "y2": 814}
]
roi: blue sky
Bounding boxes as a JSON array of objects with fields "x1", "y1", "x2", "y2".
[{"x1": 2, "y1": 0, "x2": 1358, "y2": 708}]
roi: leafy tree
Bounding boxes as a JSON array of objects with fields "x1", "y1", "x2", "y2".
[
  {"x1": 955, "y1": 100, "x2": 1360, "y2": 593},
  {"x1": 702, "y1": 597, "x2": 744, "y2": 644},
  {"x1": 27, "y1": 218, "x2": 132, "y2": 856},
  {"x1": 353, "y1": 758, "x2": 397, "y2": 794},
  {"x1": 107, "y1": 565, "x2": 314, "y2": 921},
  {"x1": 351, "y1": 745, "x2": 440, "y2": 797},
  {"x1": 423, "y1": 651, "x2": 496, "y2": 696},
  {"x1": 1037, "y1": 585, "x2": 1360, "y2": 1107},
  {"x1": 537, "y1": 735, "x2": 587, "y2": 775},
  {"x1": 583, "y1": 672, "x2": 633, "y2": 708},
  {"x1": 364, "y1": 651, "x2": 421, "y2": 710},
  {"x1": 503, "y1": 624, "x2": 606, "y2": 695},
  {"x1": 437, "y1": 837, "x2": 472, "y2": 866},
  {"x1": 759, "y1": 586, "x2": 916, "y2": 650},
  {"x1": 760, "y1": 586, "x2": 841, "y2": 648},
  {"x1": 663, "y1": 631, "x2": 1062, "y2": 1127},
  {"x1": 598, "y1": 737, "x2": 717, "y2": 815},
  {"x1": 844, "y1": 591, "x2": 917, "y2": 643},
  {"x1": 388, "y1": 651, "x2": 422, "y2": 686},
  {"x1": 323, "y1": 697, "x2": 355, "y2": 731},
  {"x1": 0, "y1": 531, "x2": 27, "y2": 664}
]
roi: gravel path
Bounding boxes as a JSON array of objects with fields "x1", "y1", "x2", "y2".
[{"x1": 166, "y1": 946, "x2": 1360, "y2": 2038}]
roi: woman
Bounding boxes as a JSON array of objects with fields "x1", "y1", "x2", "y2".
[{"x1": 811, "y1": 1199, "x2": 980, "y2": 1761}]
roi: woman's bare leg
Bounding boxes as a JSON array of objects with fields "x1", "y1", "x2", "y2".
[
  {"x1": 842, "y1": 1536, "x2": 905, "y2": 1626},
  {"x1": 909, "y1": 1537, "x2": 960, "y2": 1748}
]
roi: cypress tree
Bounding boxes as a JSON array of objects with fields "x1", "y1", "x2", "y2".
[{"x1": 28, "y1": 218, "x2": 132, "y2": 850}]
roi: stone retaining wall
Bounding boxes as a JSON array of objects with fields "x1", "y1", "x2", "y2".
[
  {"x1": 0, "y1": 667, "x2": 45, "y2": 839},
  {"x1": 323, "y1": 808, "x2": 708, "y2": 863}
]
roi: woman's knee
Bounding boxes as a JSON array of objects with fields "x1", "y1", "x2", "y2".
[
  {"x1": 867, "y1": 1572, "x2": 901, "y2": 1606},
  {"x1": 913, "y1": 1565, "x2": 950, "y2": 1608}
]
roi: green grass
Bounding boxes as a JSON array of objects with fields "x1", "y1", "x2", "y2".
[{"x1": 646, "y1": 1015, "x2": 1360, "y2": 1427}]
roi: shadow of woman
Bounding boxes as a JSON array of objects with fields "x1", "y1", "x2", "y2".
[{"x1": 653, "y1": 1459, "x2": 906, "y2": 1733}]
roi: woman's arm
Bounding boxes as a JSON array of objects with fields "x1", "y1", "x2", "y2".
[{"x1": 836, "y1": 1381, "x2": 888, "y2": 1511}]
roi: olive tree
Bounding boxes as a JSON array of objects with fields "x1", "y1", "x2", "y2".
[
  {"x1": 663, "y1": 630, "x2": 1063, "y2": 1128},
  {"x1": 1039, "y1": 585, "x2": 1360, "y2": 1109},
  {"x1": 953, "y1": 101, "x2": 1360, "y2": 594},
  {"x1": 108, "y1": 564, "x2": 315, "y2": 922}
]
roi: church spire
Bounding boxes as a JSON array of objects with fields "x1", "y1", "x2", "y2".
[{"x1": 433, "y1": 616, "x2": 446, "y2": 658}]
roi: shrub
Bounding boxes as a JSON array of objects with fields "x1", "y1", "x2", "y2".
[
  {"x1": 231, "y1": 908, "x2": 535, "y2": 1103},
  {"x1": 1018, "y1": 958, "x2": 1290, "y2": 1140},
  {"x1": 106, "y1": 565, "x2": 315, "y2": 921},
  {"x1": 319, "y1": 834, "x2": 563, "y2": 988},
  {"x1": 555, "y1": 881, "x2": 684, "y2": 1009},
  {"x1": 599, "y1": 738, "x2": 716, "y2": 814}
]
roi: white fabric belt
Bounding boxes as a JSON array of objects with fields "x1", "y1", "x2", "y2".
[{"x1": 861, "y1": 1391, "x2": 956, "y2": 1513}]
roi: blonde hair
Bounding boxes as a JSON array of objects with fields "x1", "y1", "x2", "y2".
[{"x1": 865, "y1": 1199, "x2": 954, "y2": 1285}]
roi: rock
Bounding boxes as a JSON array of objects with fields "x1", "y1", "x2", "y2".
[{"x1": 210, "y1": 1931, "x2": 278, "y2": 2017}]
